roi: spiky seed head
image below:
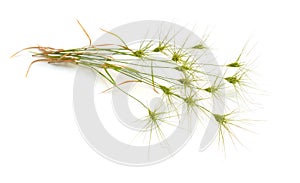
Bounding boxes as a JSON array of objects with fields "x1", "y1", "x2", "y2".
[
  {"x1": 148, "y1": 109, "x2": 157, "y2": 122},
  {"x1": 153, "y1": 46, "x2": 166, "y2": 52},
  {"x1": 225, "y1": 76, "x2": 240, "y2": 85},
  {"x1": 158, "y1": 85, "x2": 173, "y2": 95},
  {"x1": 227, "y1": 62, "x2": 242, "y2": 67},
  {"x1": 213, "y1": 114, "x2": 227, "y2": 124},
  {"x1": 133, "y1": 50, "x2": 145, "y2": 58},
  {"x1": 192, "y1": 44, "x2": 206, "y2": 49},
  {"x1": 184, "y1": 96, "x2": 197, "y2": 107},
  {"x1": 204, "y1": 86, "x2": 218, "y2": 93},
  {"x1": 174, "y1": 65, "x2": 191, "y2": 72},
  {"x1": 172, "y1": 53, "x2": 182, "y2": 62}
]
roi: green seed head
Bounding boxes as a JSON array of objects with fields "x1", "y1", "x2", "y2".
[
  {"x1": 227, "y1": 62, "x2": 242, "y2": 67},
  {"x1": 133, "y1": 50, "x2": 145, "y2": 58},
  {"x1": 174, "y1": 65, "x2": 191, "y2": 72},
  {"x1": 153, "y1": 45, "x2": 166, "y2": 52},
  {"x1": 184, "y1": 96, "x2": 197, "y2": 107},
  {"x1": 172, "y1": 53, "x2": 182, "y2": 62},
  {"x1": 159, "y1": 85, "x2": 173, "y2": 95},
  {"x1": 225, "y1": 76, "x2": 240, "y2": 85},
  {"x1": 213, "y1": 114, "x2": 227, "y2": 124},
  {"x1": 192, "y1": 44, "x2": 206, "y2": 49},
  {"x1": 148, "y1": 109, "x2": 157, "y2": 122},
  {"x1": 204, "y1": 86, "x2": 218, "y2": 93}
]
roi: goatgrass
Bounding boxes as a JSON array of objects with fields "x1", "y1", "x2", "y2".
[{"x1": 11, "y1": 20, "x2": 259, "y2": 151}]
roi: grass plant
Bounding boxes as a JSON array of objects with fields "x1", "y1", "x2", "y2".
[{"x1": 11, "y1": 20, "x2": 259, "y2": 150}]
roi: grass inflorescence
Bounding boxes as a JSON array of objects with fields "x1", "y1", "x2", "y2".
[{"x1": 11, "y1": 20, "x2": 259, "y2": 151}]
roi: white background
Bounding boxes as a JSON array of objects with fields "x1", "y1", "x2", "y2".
[{"x1": 0, "y1": 0, "x2": 299, "y2": 182}]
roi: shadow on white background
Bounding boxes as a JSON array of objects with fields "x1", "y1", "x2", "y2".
[{"x1": 0, "y1": 0, "x2": 298, "y2": 182}]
